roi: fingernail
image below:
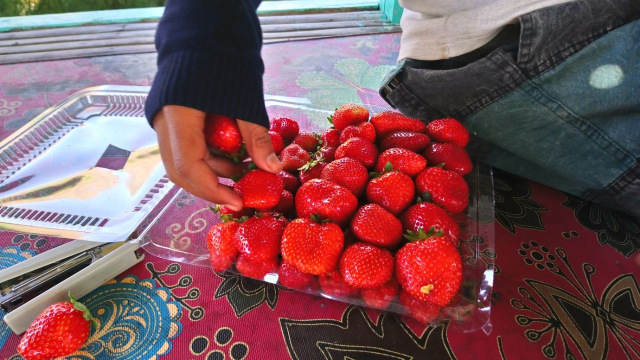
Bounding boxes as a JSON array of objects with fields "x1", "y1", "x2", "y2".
[{"x1": 267, "y1": 153, "x2": 282, "y2": 172}]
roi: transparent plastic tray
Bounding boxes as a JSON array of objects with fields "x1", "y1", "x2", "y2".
[
  {"x1": 0, "y1": 85, "x2": 174, "y2": 242},
  {"x1": 142, "y1": 100, "x2": 496, "y2": 334}
]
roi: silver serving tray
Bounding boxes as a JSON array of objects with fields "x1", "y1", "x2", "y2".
[{"x1": 0, "y1": 85, "x2": 173, "y2": 242}]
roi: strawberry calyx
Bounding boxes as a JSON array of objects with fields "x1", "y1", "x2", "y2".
[
  {"x1": 327, "y1": 115, "x2": 334, "y2": 126},
  {"x1": 210, "y1": 205, "x2": 250, "y2": 223},
  {"x1": 403, "y1": 226, "x2": 444, "y2": 242},
  {"x1": 369, "y1": 161, "x2": 395, "y2": 179},
  {"x1": 298, "y1": 157, "x2": 322, "y2": 172},
  {"x1": 309, "y1": 213, "x2": 330, "y2": 224},
  {"x1": 68, "y1": 292, "x2": 97, "y2": 328}
]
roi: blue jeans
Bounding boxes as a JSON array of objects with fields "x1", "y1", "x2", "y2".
[{"x1": 380, "y1": 0, "x2": 640, "y2": 219}]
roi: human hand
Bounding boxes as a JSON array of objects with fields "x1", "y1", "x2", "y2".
[{"x1": 153, "y1": 105, "x2": 282, "y2": 211}]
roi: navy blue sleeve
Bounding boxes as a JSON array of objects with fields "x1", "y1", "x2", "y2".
[{"x1": 145, "y1": 0, "x2": 268, "y2": 128}]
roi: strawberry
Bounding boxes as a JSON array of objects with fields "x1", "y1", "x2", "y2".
[
  {"x1": 318, "y1": 269, "x2": 359, "y2": 298},
  {"x1": 340, "y1": 243, "x2": 394, "y2": 289},
  {"x1": 298, "y1": 159, "x2": 327, "y2": 184},
  {"x1": 398, "y1": 289, "x2": 442, "y2": 324},
  {"x1": 280, "y1": 143, "x2": 312, "y2": 172},
  {"x1": 339, "y1": 122, "x2": 376, "y2": 143},
  {"x1": 426, "y1": 118, "x2": 469, "y2": 147},
  {"x1": 329, "y1": 103, "x2": 369, "y2": 131},
  {"x1": 370, "y1": 111, "x2": 427, "y2": 139},
  {"x1": 321, "y1": 128, "x2": 341, "y2": 148},
  {"x1": 278, "y1": 262, "x2": 315, "y2": 290},
  {"x1": 395, "y1": 236, "x2": 462, "y2": 306},
  {"x1": 233, "y1": 169, "x2": 283, "y2": 210},
  {"x1": 366, "y1": 171, "x2": 415, "y2": 216},
  {"x1": 269, "y1": 130, "x2": 284, "y2": 155},
  {"x1": 281, "y1": 217, "x2": 344, "y2": 275},
  {"x1": 316, "y1": 145, "x2": 337, "y2": 162},
  {"x1": 423, "y1": 143, "x2": 472, "y2": 176},
  {"x1": 270, "y1": 117, "x2": 299, "y2": 142},
  {"x1": 234, "y1": 212, "x2": 287, "y2": 261},
  {"x1": 295, "y1": 179, "x2": 358, "y2": 225},
  {"x1": 350, "y1": 204, "x2": 403, "y2": 248},
  {"x1": 235, "y1": 254, "x2": 279, "y2": 280},
  {"x1": 360, "y1": 278, "x2": 399, "y2": 310},
  {"x1": 267, "y1": 190, "x2": 295, "y2": 216},
  {"x1": 211, "y1": 204, "x2": 254, "y2": 222},
  {"x1": 206, "y1": 220, "x2": 241, "y2": 272},
  {"x1": 415, "y1": 166, "x2": 469, "y2": 213},
  {"x1": 375, "y1": 148, "x2": 427, "y2": 177},
  {"x1": 293, "y1": 131, "x2": 321, "y2": 152},
  {"x1": 204, "y1": 114, "x2": 243, "y2": 155},
  {"x1": 278, "y1": 171, "x2": 300, "y2": 194},
  {"x1": 401, "y1": 202, "x2": 460, "y2": 242},
  {"x1": 380, "y1": 131, "x2": 430, "y2": 152},
  {"x1": 334, "y1": 137, "x2": 378, "y2": 168},
  {"x1": 321, "y1": 157, "x2": 369, "y2": 198},
  {"x1": 17, "y1": 294, "x2": 95, "y2": 360}
]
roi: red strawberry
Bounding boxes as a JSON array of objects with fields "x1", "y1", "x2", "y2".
[
  {"x1": 339, "y1": 122, "x2": 376, "y2": 143},
  {"x1": 270, "y1": 117, "x2": 299, "y2": 142},
  {"x1": 234, "y1": 213, "x2": 287, "y2": 261},
  {"x1": 293, "y1": 131, "x2": 321, "y2": 152},
  {"x1": 235, "y1": 254, "x2": 279, "y2": 280},
  {"x1": 415, "y1": 166, "x2": 469, "y2": 213},
  {"x1": 298, "y1": 160, "x2": 327, "y2": 184},
  {"x1": 204, "y1": 114, "x2": 243, "y2": 155},
  {"x1": 267, "y1": 190, "x2": 295, "y2": 216},
  {"x1": 318, "y1": 269, "x2": 359, "y2": 298},
  {"x1": 423, "y1": 143, "x2": 472, "y2": 176},
  {"x1": 269, "y1": 130, "x2": 284, "y2": 155},
  {"x1": 340, "y1": 243, "x2": 394, "y2": 289},
  {"x1": 398, "y1": 289, "x2": 442, "y2": 324},
  {"x1": 370, "y1": 111, "x2": 427, "y2": 139},
  {"x1": 233, "y1": 169, "x2": 283, "y2": 210},
  {"x1": 375, "y1": 148, "x2": 427, "y2": 177},
  {"x1": 278, "y1": 262, "x2": 315, "y2": 290},
  {"x1": 366, "y1": 171, "x2": 415, "y2": 216},
  {"x1": 321, "y1": 157, "x2": 369, "y2": 198},
  {"x1": 211, "y1": 204, "x2": 254, "y2": 222},
  {"x1": 281, "y1": 217, "x2": 344, "y2": 275},
  {"x1": 330, "y1": 104, "x2": 369, "y2": 131},
  {"x1": 380, "y1": 131, "x2": 430, "y2": 152},
  {"x1": 321, "y1": 127, "x2": 341, "y2": 148},
  {"x1": 350, "y1": 204, "x2": 403, "y2": 248},
  {"x1": 280, "y1": 143, "x2": 312, "y2": 172},
  {"x1": 317, "y1": 146, "x2": 337, "y2": 162},
  {"x1": 278, "y1": 171, "x2": 300, "y2": 194},
  {"x1": 360, "y1": 278, "x2": 399, "y2": 310},
  {"x1": 206, "y1": 221, "x2": 240, "y2": 272},
  {"x1": 401, "y1": 202, "x2": 459, "y2": 242},
  {"x1": 426, "y1": 118, "x2": 469, "y2": 147},
  {"x1": 17, "y1": 294, "x2": 94, "y2": 360},
  {"x1": 334, "y1": 137, "x2": 378, "y2": 168},
  {"x1": 395, "y1": 236, "x2": 462, "y2": 306},
  {"x1": 295, "y1": 179, "x2": 358, "y2": 225}
]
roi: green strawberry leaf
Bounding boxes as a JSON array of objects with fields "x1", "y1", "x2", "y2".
[{"x1": 69, "y1": 292, "x2": 97, "y2": 328}]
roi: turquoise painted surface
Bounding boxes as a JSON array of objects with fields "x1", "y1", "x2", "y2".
[{"x1": 0, "y1": 0, "x2": 379, "y2": 32}]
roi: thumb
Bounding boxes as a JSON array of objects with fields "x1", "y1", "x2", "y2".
[{"x1": 237, "y1": 119, "x2": 282, "y2": 173}]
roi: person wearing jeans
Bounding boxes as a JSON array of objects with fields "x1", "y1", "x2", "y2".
[{"x1": 380, "y1": 0, "x2": 640, "y2": 219}]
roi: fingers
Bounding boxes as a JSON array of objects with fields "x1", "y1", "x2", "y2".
[
  {"x1": 237, "y1": 119, "x2": 282, "y2": 174},
  {"x1": 154, "y1": 106, "x2": 243, "y2": 210}
]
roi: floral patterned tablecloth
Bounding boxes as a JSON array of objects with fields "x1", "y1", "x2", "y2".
[{"x1": 1, "y1": 33, "x2": 639, "y2": 360}]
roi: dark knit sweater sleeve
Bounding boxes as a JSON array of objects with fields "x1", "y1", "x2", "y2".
[{"x1": 145, "y1": 0, "x2": 268, "y2": 128}]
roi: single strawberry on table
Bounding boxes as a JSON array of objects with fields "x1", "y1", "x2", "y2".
[
  {"x1": 329, "y1": 103, "x2": 369, "y2": 131},
  {"x1": 281, "y1": 216, "x2": 345, "y2": 275},
  {"x1": 415, "y1": 166, "x2": 469, "y2": 213},
  {"x1": 340, "y1": 242, "x2": 394, "y2": 289},
  {"x1": 233, "y1": 169, "x2": 283, "y2": 210},
  {"x1": 17, "y1": 293, "x2": 96, "y2": 360}
]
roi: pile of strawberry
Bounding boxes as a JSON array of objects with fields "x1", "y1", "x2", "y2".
[{"x1": 204, "y1": 104, "x2": 473, "y2": 324}]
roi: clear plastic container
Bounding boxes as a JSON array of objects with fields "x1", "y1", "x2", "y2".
[{"x1": 141, "y1": 99, "x2": 496, "y2": 334}]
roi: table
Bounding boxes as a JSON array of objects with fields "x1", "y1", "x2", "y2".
[{"x1": 1, "y1": 32, "x2": 639, "y2": 360}]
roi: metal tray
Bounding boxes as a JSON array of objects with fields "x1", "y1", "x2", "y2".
[{"x1": 0, "y1": 85, "x2": 173, "y2": 242}]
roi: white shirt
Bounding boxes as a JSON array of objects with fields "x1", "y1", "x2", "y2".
[{"x1": 398, "y1": 0, "x2": 575, "y2": 61}]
